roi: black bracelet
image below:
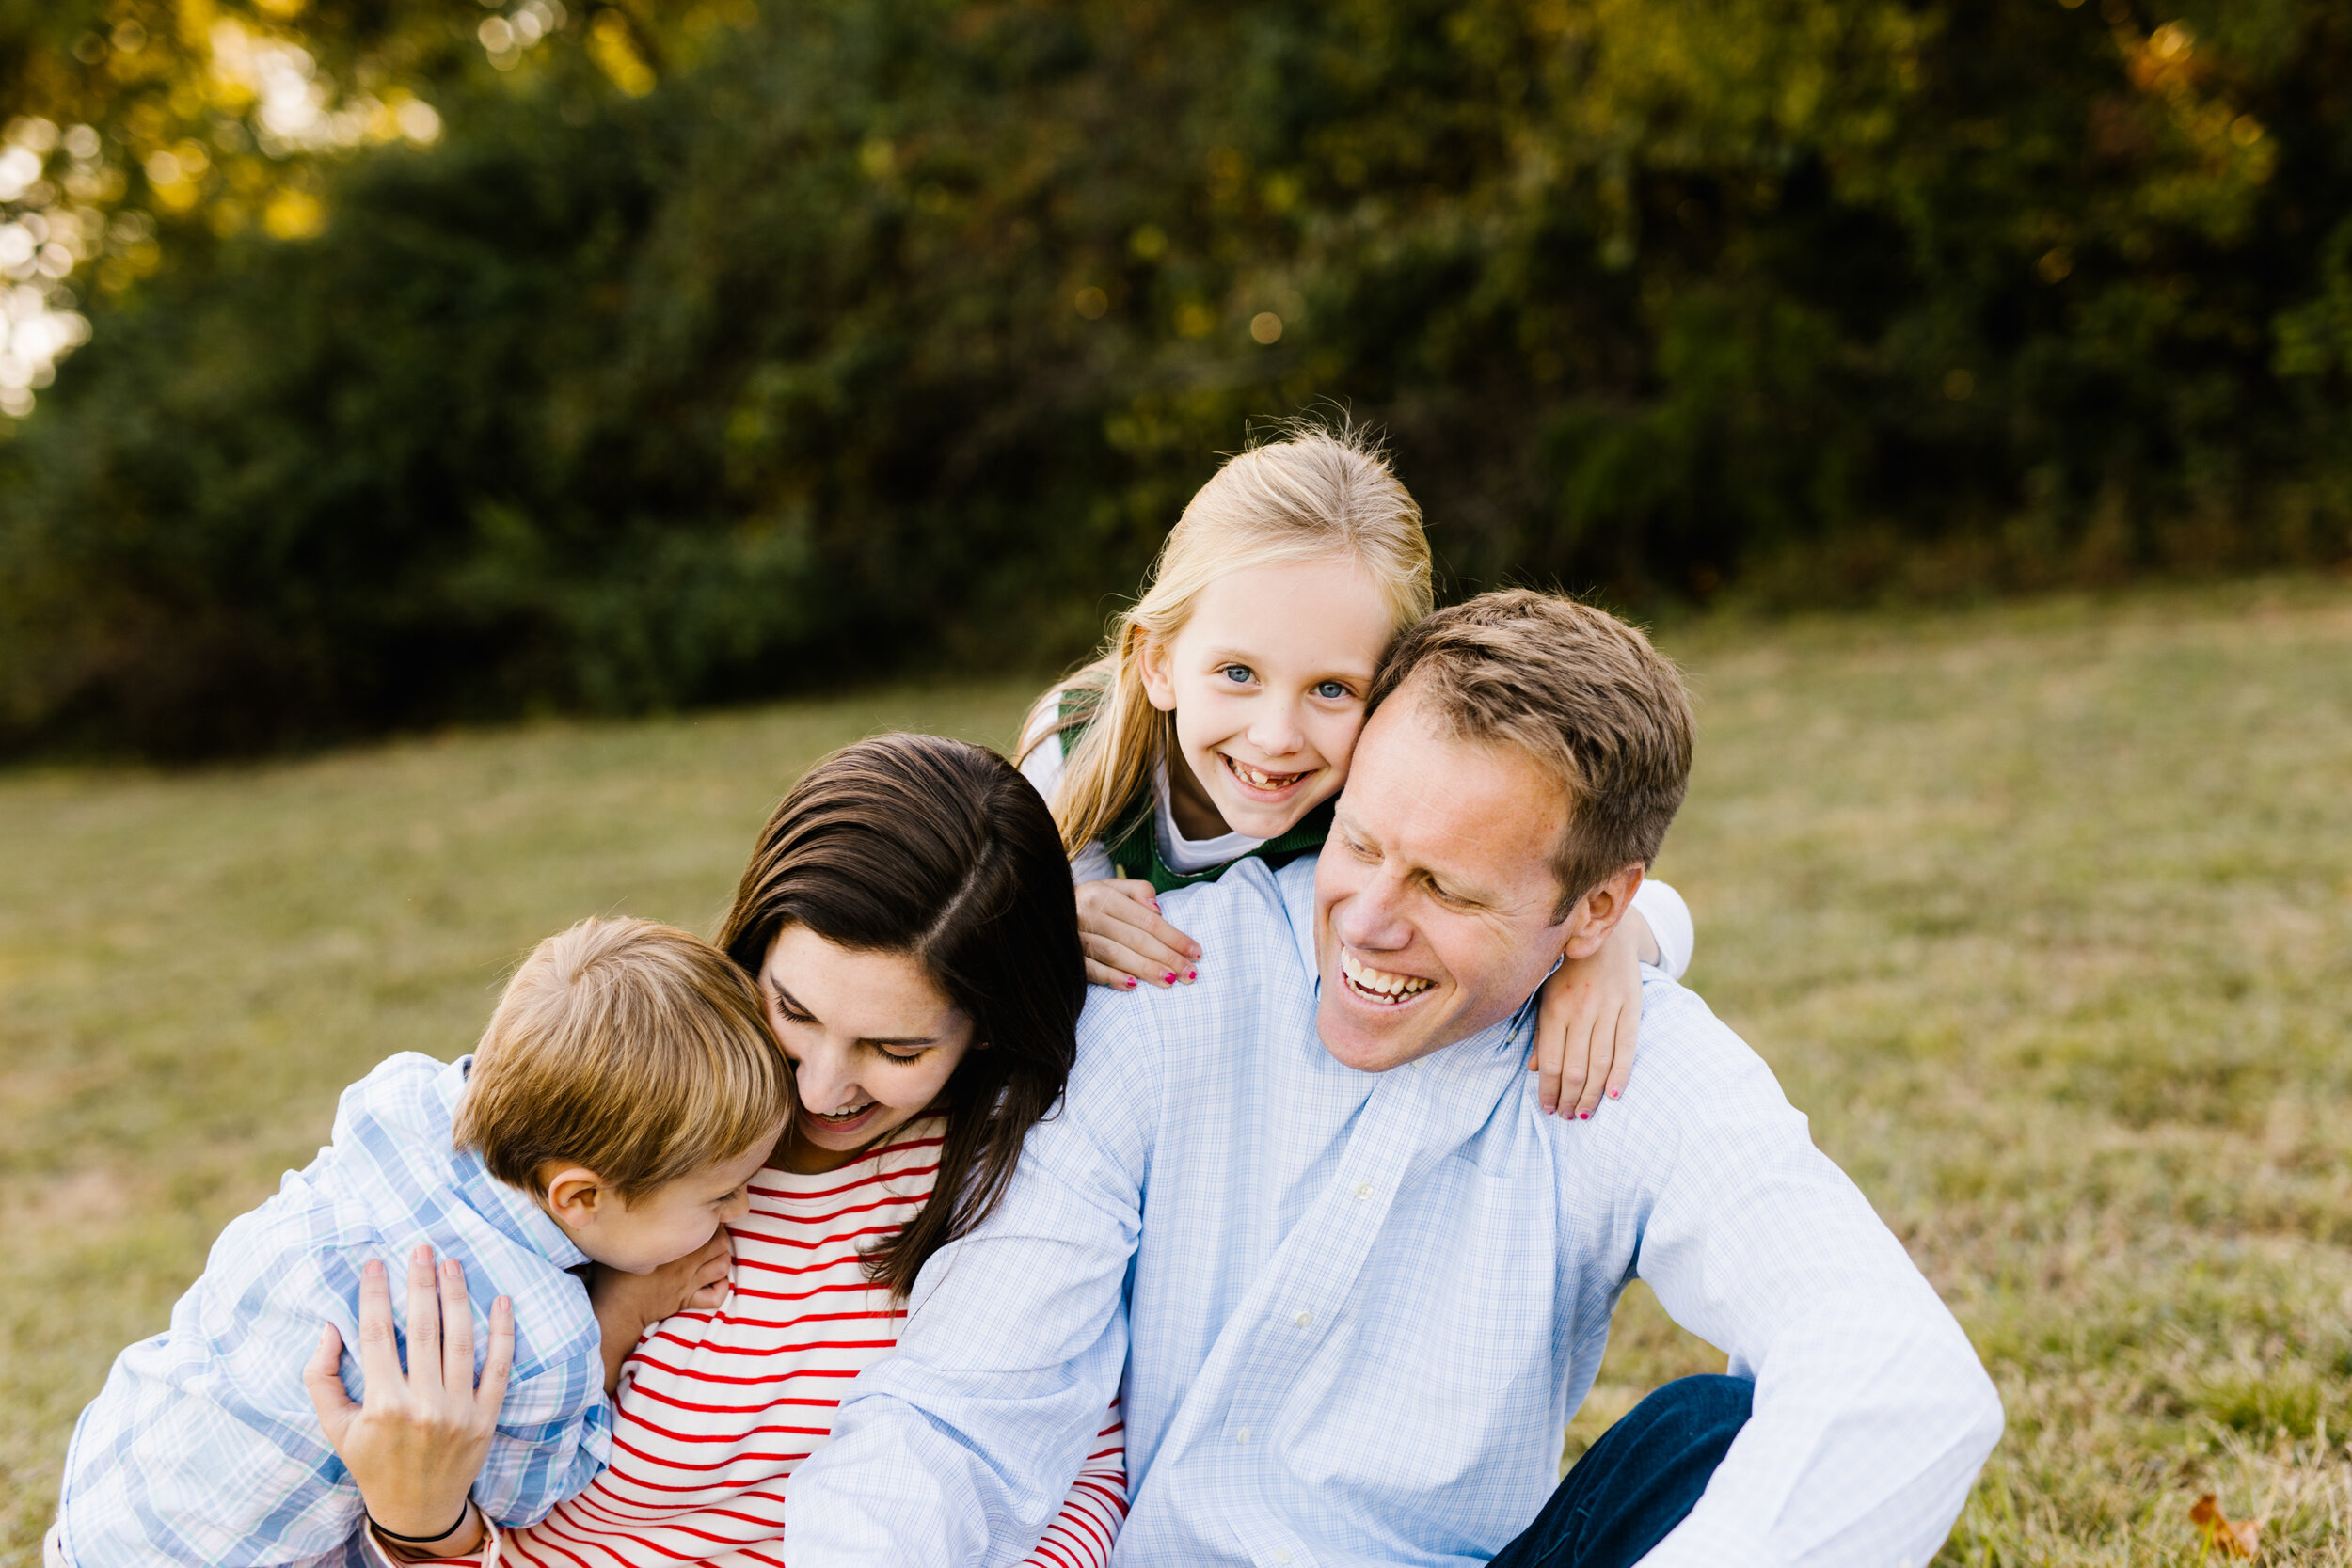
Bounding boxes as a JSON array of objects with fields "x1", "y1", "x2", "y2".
[{"x1": 366, "y1": 1498, "x2": 472, "y2": 1545}]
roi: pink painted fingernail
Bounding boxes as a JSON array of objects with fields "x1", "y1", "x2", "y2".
[
  {"x1": 1163, "y1": 972, "x2": 1178, "y2": 984},
  {"x1": 1607, "y1": 1088, "x2": 1620, "y2": 1099},
  {"x1": 1123, "y1": 977, "x2": 1137, "y2": 990},
  {"x1": 1580, "y1": 1111, "x2": 1591, "y2": 1120},
  {"x1": 1186, "y1": 969, "x2": 1197, "y2": 981}
]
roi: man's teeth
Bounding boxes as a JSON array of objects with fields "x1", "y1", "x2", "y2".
[
  {"x1": 1227, "y1": 756, "x2": 1307, "y2": 790},
  {"x1": 1340, "y1": 948, "x2": 1433, "y2": 1003}
]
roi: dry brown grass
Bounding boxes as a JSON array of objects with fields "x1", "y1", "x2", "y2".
[
  {"x1": 1591, "y1": 579, "x2": 2352, "y2": 1563},
  {"x1": 6, "y1": 579, "x2": 2351, "y2": 1562}
]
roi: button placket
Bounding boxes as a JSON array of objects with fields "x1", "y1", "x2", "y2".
[{"x1": 1207, "y1": 1044, "x2": 1517, "y2": 1562}]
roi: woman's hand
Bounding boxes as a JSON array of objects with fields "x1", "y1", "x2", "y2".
[
  {"x1": 1075, "y1": 878, "x2": 1203, "y2": 990},
  {"x1": 1530, "y1": 910, "x2": 1659, "y2": 1120},
  {"x1": 587, "y1": 1228, "x2": 733, "y2": 1394},
  {"x1": 303, "y1": 1246, "x2": 511, "y2": 1560}
]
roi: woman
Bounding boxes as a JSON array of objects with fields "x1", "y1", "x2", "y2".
[{"x1": 325, "y1": 734, "x2": 1124, "y2": 1566}]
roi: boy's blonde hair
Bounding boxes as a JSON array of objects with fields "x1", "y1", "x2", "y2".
[
  {"x1": 453, "y1": 917, "x2": 792, "y2": 1200},
  {"x1": 1025, "y1": 421, "x2": 1434, "y2": 858}
]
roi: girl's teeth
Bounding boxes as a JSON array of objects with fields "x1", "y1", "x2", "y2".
[{"x1": 1230, "y1": 757, "x2": 1304, "y2": 789}]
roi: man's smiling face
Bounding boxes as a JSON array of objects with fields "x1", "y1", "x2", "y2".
[{"x1": 1312, "y1": 681, "x2": 1581, "y2": 1072}]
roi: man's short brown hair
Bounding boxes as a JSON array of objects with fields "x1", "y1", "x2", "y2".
[
  {"x1": 453, "y1": 917, "x2": 793, "y2": 1200},
  {"x1": 1368, "y1": 589, "x2": 1693, "y2": 917}
]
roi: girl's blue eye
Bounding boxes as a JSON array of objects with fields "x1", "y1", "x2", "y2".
[
  {"x1": 1312, "y1": 680, "x2": 1350, "y2": 701},
  {"x1": 1221, "y1": 664, "x2": 1254, "y2": 684}
]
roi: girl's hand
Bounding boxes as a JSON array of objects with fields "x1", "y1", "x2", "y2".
[
  {"x1": 1075, "y1": 878, "x2": 1203, "y2": 990},
  {"x1": 1530, "y1": 910, "x2": 1659, "y2": 1120},
  {"x1": 588, "y1": 1229, "x2": 733, "y2": 1393},
  {"x1": 303, "y1": 1246, "x2": 510, "y2": 1560}
]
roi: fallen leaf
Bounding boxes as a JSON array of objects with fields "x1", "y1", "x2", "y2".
[{"x1": 2190, "y1": 1493, "x2": 2261, "y2": 1559}]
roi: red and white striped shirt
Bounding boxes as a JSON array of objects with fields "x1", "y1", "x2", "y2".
[{"x1": 491, "y1": 1119, "x2": 1126, "y2": 1568}]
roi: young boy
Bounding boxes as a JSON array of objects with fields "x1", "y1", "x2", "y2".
[{"x1": 49, "y1": 917, "x2": 794, "y2": 1567}]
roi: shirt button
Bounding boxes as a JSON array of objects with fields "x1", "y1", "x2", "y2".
[
  {"x1": 1275, "y1": 1551, "x2": 1293, "y2": 1564},
  {"x1": 1354, "y1": 1182, "x2": 1372, "y2": 1200},
  {"x1": 1295, "y1": 1310, "x2": 1312, "y2": 1327},
  {"x1": 1236, "y1": 1426, "x2": 1250, "y2": 1443}
]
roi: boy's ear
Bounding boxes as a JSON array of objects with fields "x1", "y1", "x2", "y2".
[
  {"x1": 1137, "y1": 635, "x2": 1180, "y2": 713},
  {"x1": 540, "y1": 1165, "x2": 609, "y2": 1230}
]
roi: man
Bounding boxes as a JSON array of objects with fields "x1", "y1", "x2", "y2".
[{"x1": 789, "y1": 590, "x2": 2003, "y2": 1566}]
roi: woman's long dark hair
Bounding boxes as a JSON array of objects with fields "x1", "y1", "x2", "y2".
[{"x1": 716, "y1": 732, "x2": 1085, "y2": 1298}]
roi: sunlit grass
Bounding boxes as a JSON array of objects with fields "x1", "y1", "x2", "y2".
[
  {"x1": 0, "y1": 681, "x2": 1041, "y2": 1559},
  {"x1": 7, "y1": 580, "x2": 2352, "y2": 1563}
]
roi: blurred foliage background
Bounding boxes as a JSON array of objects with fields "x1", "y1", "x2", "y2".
[{"x1": 0, "y1": 0, "x2": 2348, "y2": 756}]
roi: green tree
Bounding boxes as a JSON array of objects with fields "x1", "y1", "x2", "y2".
[{"x1": 3, "y1": 0, "x2": 2348, "y2": 756}]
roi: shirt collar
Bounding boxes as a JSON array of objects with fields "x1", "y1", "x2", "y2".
[{"x1": 438, "y1": 1056, "x2": 593, "y2": 1271}]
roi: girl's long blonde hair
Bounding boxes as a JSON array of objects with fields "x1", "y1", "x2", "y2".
[{"x1": 1023, "y1": 421, "x2": 1434, "y2": 859}]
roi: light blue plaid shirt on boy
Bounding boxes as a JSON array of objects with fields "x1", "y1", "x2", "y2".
[
  {"x1": 789, "y1": 856, "x2": 2004, "y2": 1568},
  {"x1": 54, "y1": 1053, "x2": 612, "y2": 1567}
]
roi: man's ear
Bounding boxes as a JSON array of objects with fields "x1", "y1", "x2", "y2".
[
  {"x1": 1558, "y1": 863, "x2": 1648, "y2": 962},
  {"x1": 1136, "y1": 634, "x2": 1180, "y2": 713},
  {"x1": 540, "y1": 1165, "x2": 610, "y2": 1232}
]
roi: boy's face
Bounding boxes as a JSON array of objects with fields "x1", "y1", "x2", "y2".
[
  {"x1": 546, "y1": 1135, "x2": 777, "y2": 1275},
  {"x1": 1138, "y1": 558, "x2": 1394, "y2": 843}
]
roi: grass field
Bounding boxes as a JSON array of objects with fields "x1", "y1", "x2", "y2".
[{"x1": 5, "y1": 580, "x2": 2350, "y2": 1563}]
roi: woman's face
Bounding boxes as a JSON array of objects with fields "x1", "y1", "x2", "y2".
[{"x1": 759, "y1": 924, "x2": 977, "y2": 1174}]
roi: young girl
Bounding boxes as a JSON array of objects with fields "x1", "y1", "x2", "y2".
[
  {"x1": 311, "y1": 736, "x2": 1125, "y2": 1568},
  {"x1": 1018, "y1": 425, "x2": 1694, "y2": 1118}
]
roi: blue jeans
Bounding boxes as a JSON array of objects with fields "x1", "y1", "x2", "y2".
[{"x1": 1486, "y1": 1376, "x2": 1756, "y2": 1568}]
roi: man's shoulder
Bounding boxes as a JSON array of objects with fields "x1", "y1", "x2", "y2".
[
  {"x1": 1157, "y1": 852, "x2": 1311, "y2": 948},
  {"x1": 1631, "y1": 976, "x2": 1781, "y2": 1091},
  {"x1": 1066, "y1": 857, "x2": 1317, "y2": 1125},
  {"x1": 1095, "y1": 858, "x2": 1314, "y2": 1028},
  {"x1": 1568, "y1": 975, "x2": 1804, "y2": 1161}
]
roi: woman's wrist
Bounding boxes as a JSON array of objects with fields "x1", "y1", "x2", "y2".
[
  {"x1": 370, "y1": 1497, "x2": 472, "y2": 1544},
  {"x1": 369, "y1": 1497, "x2": 484, "y2": 1560}
]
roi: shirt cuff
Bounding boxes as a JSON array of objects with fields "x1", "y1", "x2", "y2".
[
  {"x1": 360, "y1": 1512, "x2": 499, "y2": 1568},
  {"x1": 1630, "y1": 877, "x2": 1694, "y2": 979},
  {"x1": 1070, "y1": 839, "x2": 1118, "y2": 885}
]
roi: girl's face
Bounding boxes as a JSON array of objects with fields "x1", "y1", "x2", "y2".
[
  {"x1": 1139, "y1": 558, "x2": 1396, "y2": 844},
  {"x1": 758, "y1": 925, "x2": 977, "y2": 1174}
]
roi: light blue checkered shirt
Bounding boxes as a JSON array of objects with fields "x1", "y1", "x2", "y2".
[
  {"x1": 55, "y1": 1053, "x2": 612, "y2": 1567},
  {"x1": 790, "y1": 857, "x2": 2002, "y2": 1567}
]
